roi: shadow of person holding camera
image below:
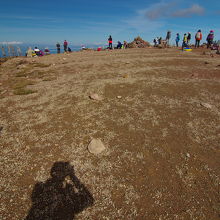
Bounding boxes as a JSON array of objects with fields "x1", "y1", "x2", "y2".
[{"x1": 25, "y1": 161, "x2": 94, "y2": 220}]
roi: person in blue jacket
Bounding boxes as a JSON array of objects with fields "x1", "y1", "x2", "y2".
[
  {"x1": 117, "y1": 41, "x2": 122, "y2": 49},
  {"x1": 176, "y1": 33, "x2": 180, "y2": 47}
]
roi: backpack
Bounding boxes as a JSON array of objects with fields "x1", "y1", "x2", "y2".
[
  {"x1": 207, "y1": 33, "x2": 214, "y2": 40},
  {"x1": 196, "y1": 32, "x2": 201, "y2": 40}
]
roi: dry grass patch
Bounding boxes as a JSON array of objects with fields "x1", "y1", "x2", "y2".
[
  {"x1": 42, "y1": 76, "x2": 56, "y2": 81},
  {"x1": 13, "y1": 88, "x2": 36, "y2": 95},
  {"x1": 13, "y1": 80, "x2": 35, "y2": 89},
  {"x1": 34, "y1": 71, "x2": 47, "y2": 78},
  {"x1": 15, "y1": 63, "x2": 51, "y2": 78},
  {"x1": 16, "y1": 70, "x2": 29, "y2": 77},
  {"x1": 16, "y1": 70, "x2": 52, "y2": 79},
  {"x1": 11, "y1": 78, "x2": 36, "y2": 95},
  {"x1": 32, "y1": 63, "x2": 51, "y2": 68}
]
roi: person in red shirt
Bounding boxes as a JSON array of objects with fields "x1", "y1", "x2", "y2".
[
  {"x1": 195, "y1": 30, "x2": 202, "y2": 48},
  {"x1": 108, "y1": 35, "x2": 113, "y2": 49},
  {"x1": 63, "y1": 40, "x2": 68, "y2": 52}
]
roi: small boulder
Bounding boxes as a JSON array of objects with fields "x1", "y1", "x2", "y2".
[
  {"x1": 200, "y1": 102, "x2": 212, "y2": 109},
  {"x1": 89, "y1": 93, "x2": 103, "y2": 101},
  {"x1": 186, "y1": 153, "x2": 190, "y2": 158},
  {"x1": 88, "y1": 138, "x2": 106, "y2": 155}
]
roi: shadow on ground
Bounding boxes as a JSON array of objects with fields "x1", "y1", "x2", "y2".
[{"x1": 25, "y1": 161, "x2": 94, "y2": 220}]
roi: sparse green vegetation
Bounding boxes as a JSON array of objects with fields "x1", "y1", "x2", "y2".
[
  {"x1": 42, "y1": 77, "x2": 55, "y2": 81},
  {"x1": 33, "y1": 63, "x2": 51, "y2": 68},
  {"x1": 36, "y1": 71, "x2": 47, "y2": 78},
  {"x1": 12, "y1": 79, "x2": 35, "y2": 95},
  {"x1": 13, "y1": 80, "x2": 35, "y2": 89},
  {"x1": 13, "y1": 88, "x2": 36, "y2": 95},
  {"x1": 15, "y1": 63, "x2": 51, "y2": 78},
  {"x1": 16, "y1": 70, "x2": 28, "y2": 77}
]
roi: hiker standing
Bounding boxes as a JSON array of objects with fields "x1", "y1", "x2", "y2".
[
  {"x1": 182, "y1": 34, "x2": 188, "y2": 51},
  {"x1": 108, "y1": 35, "x2": 113, "y2": 49},
  {"x1": 56, "y1": 43, "x2": 61, "y2": 54},
  {"x1": 195, "y1": 30, "x2": 202, "y2": 48},
  {"x1": 158, "y1": 37, "x2": 162, "y2": 45},
  {"x1": 63, "y1": 40, "x2": 68, "y2": 52},
  {"x1": 187, "y1": 32, "x2": 191, "y2": 44},
  {"x1": 166, "y1": 30, "x2": 171, "y2": 46},
  {"x1": 153, "y1": 38, "x2": 157, "y2": 47},
  {"x1": 175, "y1": 33, "x2": 180, "y2": 47},
  {"x1": 206, "y1": 30, "x2": 214, "y2": 49}
]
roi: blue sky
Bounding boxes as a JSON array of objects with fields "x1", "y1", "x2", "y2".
[{"x1": 0, "y1": 0, "x2": 220, "y2": 46}]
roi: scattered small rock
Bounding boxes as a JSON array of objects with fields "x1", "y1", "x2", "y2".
[
  {"x1": 117, "y1": 96, "x2": 122, "y2": 99},
  {"x1": 1, "y1": 90, "x2": 7, "y2": 94},
  {"x1": 191, "y1": 73, "x2": 198, "y2": 77},
  {"x1": 123, "y1": 74, "x2": 128, "y2": 78},
  {"x1": 200, "y1": 102, "x2": 212, "y2": 109},
  {"x1": 186, "y1": 153, "x2": 190, "y2": 158},
  {"x1": 204, "y1": 61, "x2": 209, "y2": 64},
  {"x1": 89, "y1": 93, "x2": 103, "y2": 101},
  {"x1": 88, "y1": 138, "x2": 106, "y2": 155}
]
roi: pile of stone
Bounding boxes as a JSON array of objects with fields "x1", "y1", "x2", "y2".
[{"x1": 127, "y1": 36, "x2": 150, "y2": 48}]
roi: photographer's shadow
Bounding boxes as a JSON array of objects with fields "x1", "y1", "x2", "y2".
[{"x1": 25, "y1": 162, "x2": 94, "y2": 220}]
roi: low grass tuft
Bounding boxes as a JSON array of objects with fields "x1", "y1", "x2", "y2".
[
  {"x1": 13, "y1": 80, "x2": 35, "y2": 89},
  {"x1": 33, "y1": 63, "x2": 51, "y2": 68},
  {"x1": 13, "y1": 88, "x2": 36, "y2": 95},
  {"x1": 16, "y1": 71, "x2": 28, "y2": 77},
  {"x1": 42, "y1": 77, "x2": 55, "y2": 81}
]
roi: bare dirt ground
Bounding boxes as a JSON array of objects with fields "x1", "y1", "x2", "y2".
[{"x1": 0, "y1": 48, "x2": 220, "y2": 220}]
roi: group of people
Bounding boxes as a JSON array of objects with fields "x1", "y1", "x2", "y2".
[
  {"x1": 26, "y1": 30, "x2": 217, "y2": 58},
  {"x1": 177, "y1": 30, "x2": 215, "y2": 50},
  {"x1": 26, "y1": 47, "x2": 50, "y2": 57},
  {"x1": 153, "y1": 31, "x2": 171, "y2": 46},
  {"x1": 56, "y1": 40, "x2": 72, "y2": 53},
  {"x1": 153, "y1": 30, "x2": 216, "y2": 50},
  {"x1": 153, "y1": 37, "x2": 163, "y2": 46},
  {"x1": 108, "y1": 35, "x2": 128, "y2": 49}
]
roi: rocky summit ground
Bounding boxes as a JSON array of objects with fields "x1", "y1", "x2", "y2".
[{"x1": 0, "y1": 48, "x2": 220, "y2": 220}]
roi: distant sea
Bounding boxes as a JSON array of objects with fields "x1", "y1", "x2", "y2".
[{"x1": 0, "y1": 43, "x2": 106, "y2": 58}]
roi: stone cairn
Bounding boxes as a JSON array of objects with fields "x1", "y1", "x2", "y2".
[{"x1": 127, "y1": 36, "x2": 150, "y2": 48}]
